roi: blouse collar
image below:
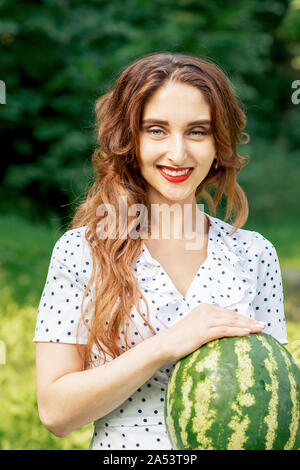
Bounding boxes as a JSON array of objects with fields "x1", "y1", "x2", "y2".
[
  {"x1": 133, "y1": 212, "x2": 257, "y2": 309},
  {"x1": 137, "y1": 212, "x2": 253, "y2": 269}
]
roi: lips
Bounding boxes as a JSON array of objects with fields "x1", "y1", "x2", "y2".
[
  {"x1": 157, "y1": 165, "x2": 194, "y2": 183},
  {"x1": 157, "y1": 165, "x2": 193, "y2": 171}
]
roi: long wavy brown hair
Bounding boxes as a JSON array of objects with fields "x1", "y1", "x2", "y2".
[{"x1": 70, "y1": 51, "x2": 250, "y2": 366}]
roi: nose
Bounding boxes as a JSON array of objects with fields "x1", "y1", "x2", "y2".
[{"x1": 166, "y1": 133, "x2": 188, "y2": 166}]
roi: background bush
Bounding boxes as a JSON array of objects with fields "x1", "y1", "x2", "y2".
[
  {"x1": 0, "y1": 0, "x2": 299, "y2": 225},
  {"x1": 0, "y1": 0, "x2": 300, "y2": 450}
]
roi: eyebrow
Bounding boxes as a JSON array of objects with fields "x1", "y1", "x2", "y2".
[{"x1": 141, "y1": 119, "x2": 212, "y2": 126}]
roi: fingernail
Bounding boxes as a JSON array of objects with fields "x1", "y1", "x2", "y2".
[
  {"x1": 243, "y1": 328, "x2": 251, "y2": 332},
  {"x1": 256, "y1": 322, "x2": 267, "y2": 328}
]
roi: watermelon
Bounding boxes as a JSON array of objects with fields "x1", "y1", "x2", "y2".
[{"x1": 165, "y1": 333, "x2": 300, "y2": 450}]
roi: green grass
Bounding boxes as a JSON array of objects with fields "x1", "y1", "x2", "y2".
[
  {"x1": 0, "y1": 291, "x2": 93, "y2": 449},
  {"x1": 286, "y1": 322, "x2": 300, "y2": 368},
  {"x1": 0, "y1": 214, "x2": 93, "y2": 449},
  {"x1": 0, "y1": 212, "x2": 299, "y2": 449}
]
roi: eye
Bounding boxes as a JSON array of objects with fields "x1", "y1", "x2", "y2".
[
  {"x1": 190, "y1": 130, "x2": 207, "y2": 136},
  {"x1": 145, "y1": 128, "x2": 208, "y2": 137},
  {"x1": 147, "y1": 128, "x2": 164, "y2": 136}
]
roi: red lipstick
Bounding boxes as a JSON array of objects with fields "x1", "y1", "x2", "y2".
[
  {"x1": 158, "y1": 165, "x2": 193, "y2": 171},
  {"x1": 157, "y1": 165, "x2": 194, "y2": 183}
]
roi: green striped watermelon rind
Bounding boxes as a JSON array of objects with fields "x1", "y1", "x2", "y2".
[{"x1": 164, "y1": 332, "x2": 300, "y2": 450}]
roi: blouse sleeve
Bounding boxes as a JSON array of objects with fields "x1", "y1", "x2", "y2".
[
  {"x1": 252, "y1": 234, "x2": 288, "y2": 345},
  {"x1": 32, "y1": 228, "x2": 90, "y2": 344}
]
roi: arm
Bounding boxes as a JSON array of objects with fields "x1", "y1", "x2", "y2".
[
  {"x1": 36, "y1": 304, "x2": 265, "y2": 438},
  {"x1": 35, "y1": 229, "x2": 172, "y2": 438},
  {"x1": 36, "y1": 334, "x2": 169, "y2": 438}
]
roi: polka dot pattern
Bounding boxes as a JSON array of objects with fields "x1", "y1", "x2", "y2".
[
  {"x1": 33, "y1": 229, "x2": 92, "y2": 345},
  {"x1": 33, "y1": 212, "x2": 288, "y2": 450}
]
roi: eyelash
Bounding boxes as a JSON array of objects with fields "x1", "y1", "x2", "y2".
[{"x1": 146, "y1": 129, "x2": 207, "y2": 137}]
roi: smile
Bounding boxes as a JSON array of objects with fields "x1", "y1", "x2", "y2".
[{"x1": 157, "y1": 165, "x2": 194, "y2": 182}]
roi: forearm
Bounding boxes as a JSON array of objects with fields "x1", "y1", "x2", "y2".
[{"x1": 39, "y1": 334, "x2": 170, "y2": 437}]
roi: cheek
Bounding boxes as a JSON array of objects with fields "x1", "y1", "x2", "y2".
[
  {"x1": 195, "y1": 140, "x2": 216, "y2": 162},
  {"x1": 139, "y1": 142, "x2": 159, "y2": 168},
  {"x1": 142, "y1": 138, "x2": 158, "y2": 155}
]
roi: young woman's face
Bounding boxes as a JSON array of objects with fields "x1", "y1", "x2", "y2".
[{"x1": 138, "y1": 81, "x2": 216, "y2": 205}]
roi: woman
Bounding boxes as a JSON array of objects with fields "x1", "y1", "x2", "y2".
[{"x1": 33, "y1": 52, "x2": 288, "y2": 450}]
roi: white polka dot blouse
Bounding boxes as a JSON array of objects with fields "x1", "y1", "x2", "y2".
[{"x1": 33, "y1": 212, "x2": 288, "y2": 450}]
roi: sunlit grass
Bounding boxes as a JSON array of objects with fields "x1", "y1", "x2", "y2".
[
  {"x1": 0, "y1": 287, "x2": 93, "y2": 450},
  {"x1": 286, "y1": 321, "x2": 300, "y2": 368}
]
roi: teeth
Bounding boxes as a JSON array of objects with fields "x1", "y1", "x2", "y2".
[{"x1": 160, "y1": 167, "x2": 191, "y2": 176}]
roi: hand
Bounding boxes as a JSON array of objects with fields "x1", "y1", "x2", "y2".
[{"x1": 159, "y1": 302, "x2": 266, "y2": 362}]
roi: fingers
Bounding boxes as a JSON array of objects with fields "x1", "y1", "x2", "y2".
[
  {"x1": 196, "y1": 304, "x2": 267, "y2": 345},
  {"x1": 220, "y1": 307, "x2": 267, "y2": 331},
  {"x1": 211, "y1": 321, "x2": 267, "y2": 341},
  {"x1": 211, "y1": 327, "x2": 253, "y2": 341},
  {"x1": 229, "y1": 317, "x2": 266, "y2": 332},
  {"x1": 208, "y1": 306, "x2": 267, "y2": 333}
]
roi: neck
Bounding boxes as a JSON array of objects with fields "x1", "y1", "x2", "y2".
[{"x1": 147, "y1": 192, "x2": 206, "y2": 242}]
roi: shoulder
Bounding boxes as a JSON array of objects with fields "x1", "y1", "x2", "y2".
[
  {"x1": 207, "y1": 213, "x2": 277, "y2": 258},
  {"x1": 51, "y1": 225, "x2": 92, "y2": 277},
  {"x1": 33, "y1": 225, "x2": 92, "y2": 345},
  {"x1": 52, "y1": 225, "x2": 89, "y2": 256}
]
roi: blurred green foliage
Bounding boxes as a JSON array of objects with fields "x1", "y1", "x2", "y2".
[
  {"x1": 0, "y1": 0, "x2": 300, "y2": 225},
  {"x1": 0, "y1": 290, "x2": 93, "y2": 449},
  {"x1": 0, "y1": 214, "x2": 94, "y2": 449}
]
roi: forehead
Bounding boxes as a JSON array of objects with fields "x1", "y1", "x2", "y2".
[{"x1": 142, "y1": 81, "x2": 211, "y2": 121}]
